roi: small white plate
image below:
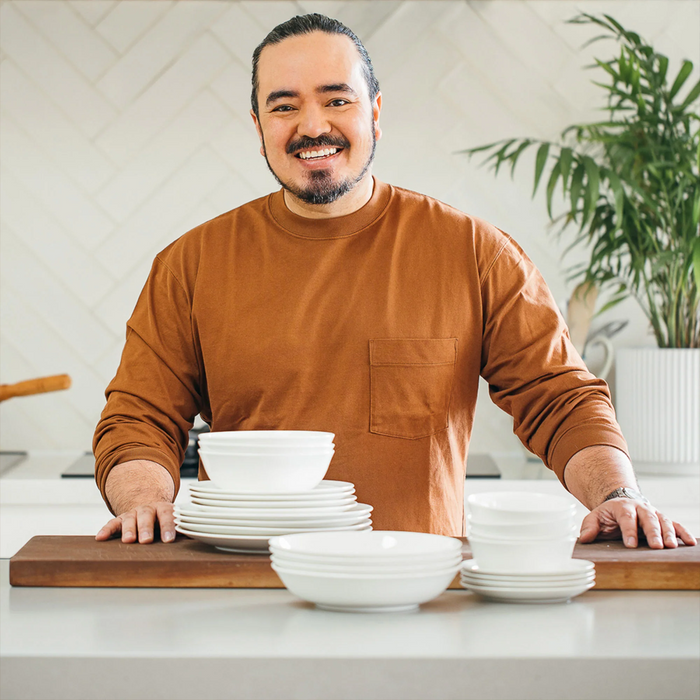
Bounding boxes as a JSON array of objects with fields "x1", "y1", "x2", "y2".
[
  {"x1": 461, "y1": 574, "x2": 595, "y2": 590},
  {"x1": 461, "y1": 558, "x2": 595, "y2": 578},
  {"x1": 174, "y1": 518, "x2": 372, "y2": 536},
  {"x1": 190, "y1": 494, "x2": 357, "y2": 509},
  {"x1": 461, "y1": 579, "x2": 595, "y2": 603},
  {"x1": 188, "y1": 499, "x2": 359, "y2": 515},
  {"x1": 176, "y1": 524, "x2": 371, "y2": 553},
  {"x1": 190, "y1": 480, "x2": 355, "y2": 499}
]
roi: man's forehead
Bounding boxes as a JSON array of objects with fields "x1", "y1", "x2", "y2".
[{"x1": 257, "y1": 31, "x2": 367, "y2": 94}]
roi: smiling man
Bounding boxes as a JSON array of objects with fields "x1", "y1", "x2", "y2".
[{"x1": 93, "y1": 14, "x2": 695, "y2": 551}]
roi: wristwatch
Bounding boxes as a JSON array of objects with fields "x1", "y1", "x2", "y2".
[{"x1": 603, "y1": 487, "x2": 650, "y2": 505}]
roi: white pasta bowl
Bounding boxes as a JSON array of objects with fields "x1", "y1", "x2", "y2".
[
  {"x1": 271, "y1": 561, "x2": 461, "y2": 612},
  {"x1": 199, "y1": 450, "x2": 333, "y2": 492},
  {"x1": 199, "y1": 430, "x2": 334, "y2": 446},
  {"x1": 467, "y1": 492, "x2": 577, "y2": 524},
  {"x1": 467, "y1": 515, "x2": 577, "y2": 540},
  {"x1": 199, "y1": 446, "x2": 335, "y2": 457},
  {"x1": 269, "y1": 530, "x2": 463, "y2": 559},
  {"x1": 270, "y1": 552, "x2": 464, "y2": 575},
  {"x1": 468, "y1": 534, "x2": 578, "y2": 573}
]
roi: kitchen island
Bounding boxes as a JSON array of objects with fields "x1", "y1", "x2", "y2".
[{"x1": 1, "y1": 451, "x2": 699, "y2": 700}]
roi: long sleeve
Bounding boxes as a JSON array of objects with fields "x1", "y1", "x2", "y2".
[
  {"x1": 478, "y1": 232, "x2": 629, "y2": 485},
  {"x1": 93, "y1": 256, "x2": 203, "y2": 509}
]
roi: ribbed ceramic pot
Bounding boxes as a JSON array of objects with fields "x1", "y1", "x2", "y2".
[{"x1": 615, "y1": 348, "x2": 700, "y2": 475}]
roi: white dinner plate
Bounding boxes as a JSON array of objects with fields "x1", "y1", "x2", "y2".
[
  {"x1": 174, "y1": 518, "x2": 372, "y2": 536},
  {"x1": 188, "y1": 498, "x2": 359, "y2": 515},
  {"x1": 461, "y1": 579, "x2": 595, "y2": 603},
  {"x1": 461, "y1": 558, "x2": 595, "y2": 579},
  {"x1": 175, "y1": 524, "x2": 371, "y2": 553},
  {"x1": 175, "y1": 503, "x2": 373, "y2": 527},
  {"x1": 188, "y1": 493, "x2": 357, "y2": 509},
  {"x1": 190, "y1": 480, "x2": 355, "y2": 499}
]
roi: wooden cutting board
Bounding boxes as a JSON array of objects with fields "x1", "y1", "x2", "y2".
[{"x1": 9, "y1": 535, "x2": 699, "y2": 590}]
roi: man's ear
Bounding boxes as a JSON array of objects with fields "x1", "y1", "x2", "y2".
[
  {"x1": 373, "y1": 92, "x2": 382, "y2": 142},
  {"x1": 250, "y1": 109, "x2": 265, "y2": 157}
]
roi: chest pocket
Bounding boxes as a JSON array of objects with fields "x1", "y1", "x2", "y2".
[{"x1": 369, "y1": 338, "x2": 458, "y2": 439}]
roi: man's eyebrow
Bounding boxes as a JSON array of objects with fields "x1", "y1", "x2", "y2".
[
  {"x1": 317, "y1": 83, "x2": 357, "y2": 97},
  {"x1": 265, "y1": 90, "x2": 299, "y2": 107}
]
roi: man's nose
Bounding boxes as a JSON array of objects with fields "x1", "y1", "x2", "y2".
[{"x1": 296, "y1": 104, "x2": 331, "y2": 138}]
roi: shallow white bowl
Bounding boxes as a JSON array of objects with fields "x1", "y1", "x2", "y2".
[
  {"x1": 271, "y1": 552, "x2": 463, "y2": 575},
  {"x1": 271, "y1": 562, "x2": 461, "y2": 612},
  {"x1": 468, "y1": 534, "x2": 578, "y2": 573},
  {"x1": 269, "y1": 530, "x2": 463, "y2": 559},
  {"x1": 199, "y1": 447, "x2": 335, "y2": 458},
  {"x1": 199, "y1": 450, "x2": 332, "y2": 492},
  {"x1": 269, "y1": 545, "x2": 461, "y2": 568},
  {"x1": 467, "y1": 492, "x2": 576, "y2": 523}
]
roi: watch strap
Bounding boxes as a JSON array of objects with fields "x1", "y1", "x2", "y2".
[{"x1": 603, "y1": 487, "x2": 649, "y2": 505}]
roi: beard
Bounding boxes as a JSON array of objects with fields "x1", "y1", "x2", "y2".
[{"x1": 261, "y1": 123, "x2": 377, "y2": 206}]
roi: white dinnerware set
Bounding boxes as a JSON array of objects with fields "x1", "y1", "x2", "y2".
[
  {"x1": 269, "y1": 530, "x2": 464, "y2": 613},
  {"x1": 174, "y1": 431, "x2": 372, "y2": 553},
  {"x1": 462, "y1": 491, "x2": 595, "y2": 603}
]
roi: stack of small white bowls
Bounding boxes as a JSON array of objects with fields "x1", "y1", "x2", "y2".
[
  {"x1": 461, "y1": 491, "x2": 595, "y2": 603},
  {"x1": 174, "y1": 431, "x2": 373, "y2": 553},
  {"x1": 269, "y1": 530, "x2": 463, "y2": 613}
]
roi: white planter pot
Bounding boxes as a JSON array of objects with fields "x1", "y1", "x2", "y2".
[{"x1": 615, "y1": 348, "x2": 700, "y2": 476}]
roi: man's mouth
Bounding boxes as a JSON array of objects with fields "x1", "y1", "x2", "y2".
[{"x1": 295, "y1": 147, "x2": 343, "y2": 160}]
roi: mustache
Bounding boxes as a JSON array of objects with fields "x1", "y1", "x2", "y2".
[{"x1": 286, "y1": 135, "x2": 350, "y2": 155}]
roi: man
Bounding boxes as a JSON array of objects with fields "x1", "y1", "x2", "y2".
[{"x1": 94, "y1": 14, "x2": 695, "y2": 550}]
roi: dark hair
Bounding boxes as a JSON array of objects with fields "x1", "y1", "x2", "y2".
[{"x1": 251, "y1": 13, "x2": 380, "y2": 119}]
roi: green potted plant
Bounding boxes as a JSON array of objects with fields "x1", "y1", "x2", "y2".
[{"x1": 465, "y1": 13, "x2": 700, "y2": 475}]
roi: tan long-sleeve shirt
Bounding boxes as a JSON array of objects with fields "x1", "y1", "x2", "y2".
[{"x1": 94, "y1": 179, "x2": 628, "y2": 535}]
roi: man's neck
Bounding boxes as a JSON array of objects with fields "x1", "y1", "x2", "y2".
[{"x1": 282, "y1": 174, "x2": 375, "y2": 219}]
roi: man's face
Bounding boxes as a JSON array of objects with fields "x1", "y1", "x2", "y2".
[{"x1": 251, "y1": 31, "x2": 382, "y2": 206}]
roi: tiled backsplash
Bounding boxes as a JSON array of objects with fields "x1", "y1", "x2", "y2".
[{"x1": 1, "y1": 0, "x2": 697, "y2": 451}]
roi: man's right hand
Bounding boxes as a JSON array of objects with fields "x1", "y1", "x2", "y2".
[{"x1": 95, "y1": 460, "x2": 177, "y2": 544}]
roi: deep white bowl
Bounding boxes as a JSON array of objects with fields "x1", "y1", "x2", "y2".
[
  {"x1": 271, "y1": 562, "x2": 461, "y2": 612},
  {"x1": 199, "y1": 445, "x2": 335, "y2": 455},
  {"x1": 468, "y1": 534, "x2": 578, "y2": 573},
  {"x1": 467, "y1": 515, "x2": 577, "y2": 540},
  {"x1": 199, "y1": 430, "x2": 334, "y2": 444},
  {"x1": 270, "y1": 552, "x2": 464, "y2": 575},
  {"x1": 199, "y1": 446, "x2": 335, "y2": 457},
  {"x1": 199, "y1": 450, "x2": 333, "y2": 492},
  {"x1": 268, "y1": 546, "x2": 461, "y2": 568},
  {"x1": 269, "y1": 531, "x2": 463, "y2": 559},
  {"x1": 467, "y1": 492, "x2": 577, "y2": 523}
]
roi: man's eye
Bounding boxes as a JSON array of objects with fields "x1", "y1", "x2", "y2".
[
  {"x1": 272, "y1": 105, "x2": 294, "y2": 112},
  {"x1": 329, "y1": 99, "x2": 349, "y2": 107}
]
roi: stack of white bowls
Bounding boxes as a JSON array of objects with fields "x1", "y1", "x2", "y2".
[
  {"x1": 174, "y1": 431, "x2": 372, "y2": 553},
  {"x1": 461, "y1": 491, "x2": 595, "y2": 603},
  {"x1": 269, "y1": 531, "x2": 463, "y2": 613}
]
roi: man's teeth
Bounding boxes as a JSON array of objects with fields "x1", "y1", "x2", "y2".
[{"x1": 297, "y1": 148, "x2": 338, "y2": 160}]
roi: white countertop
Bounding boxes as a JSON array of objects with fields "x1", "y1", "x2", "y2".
[{"x1": 1, "y1": 451, "x2": 699, "y2": 700}]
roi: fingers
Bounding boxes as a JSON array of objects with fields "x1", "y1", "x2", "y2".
[
  {"x1": 614, "y1": 501, "x2": 640, "y2": 548},
  {"x1": 155, "y1": 502, "x2": 176, "y2": 543},
  {"x1": 578, "y1": 513, "x2": 601, "y2": 543},
  {"x1": 655, "y1": 512, "x2": 679, "y2": 549},
  {"x1": 95, "y1": 503, "x2": 176, "y2": 544},
  {"x1": 673, "y1": 521, "x2": 697, "y2": 547}
]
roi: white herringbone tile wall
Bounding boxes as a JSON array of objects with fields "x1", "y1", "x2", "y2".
[{"x1": 1, "y1": 0, "x2": 698, "y2": 453}]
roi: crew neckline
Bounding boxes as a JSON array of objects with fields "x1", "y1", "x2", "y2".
[{"x1": 268, "y1": 178, "x2": 392, "y2": 239}]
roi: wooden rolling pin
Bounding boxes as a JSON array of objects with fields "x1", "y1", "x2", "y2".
[{"x1": 0, "y1": 374, "x2": 72, "y2": 402}]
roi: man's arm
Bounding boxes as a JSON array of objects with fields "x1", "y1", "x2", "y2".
[
  {"x1": 95, "y1": 460, "x2": 177, "y2": 544},
  {"x1": 564, "y1": 445, "x2": 696, "y2": 548}
]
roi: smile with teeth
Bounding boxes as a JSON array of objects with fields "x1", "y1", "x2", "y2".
[{"x1": 296, "y1": 147, "x2": 341, "y2": 160}]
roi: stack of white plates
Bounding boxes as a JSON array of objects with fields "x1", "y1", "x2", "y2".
[
  {"x1": 460, "y1": 558, "x2": 595, "y2": 604},
  {"x1": 269, "y1": 531, "x2": 463, "y2": 613},
  {"x1": 175, "y1": 480, "x2": 372, "y2": 553}
]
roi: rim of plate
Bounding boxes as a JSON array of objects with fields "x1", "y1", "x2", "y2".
[{"x1": 461, "y1": 558, "x2": 594, "y2": 577}]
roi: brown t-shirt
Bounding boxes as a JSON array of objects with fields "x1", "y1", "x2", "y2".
[{"x1": 93, "y1": 179, "x2": 628, "y2": 535}]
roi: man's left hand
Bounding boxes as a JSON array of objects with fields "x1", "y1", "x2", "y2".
[{"x1": 579, "y1": 497, "x2": 697, "y2": 549}]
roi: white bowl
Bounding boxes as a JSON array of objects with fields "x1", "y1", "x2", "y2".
[
  {"x1": 467, "y1": 492, "x2": 576, "y2": 523},
  {"x1": 468, "y1": 518, "x2": 577, "y2": 540},
  {"x1": 269, "y1": 531, "x2": 463, "y2": 559},
  {"x1": 468, "y1": 534, "x2": 578, "y2": 573},
  {"x1": 199, "y1": 430, "x2": 334, "y2": 444},
  {"x1": 199, "y1": 447, "x2": 335, "y2": 458},
  {"x1": 199, "y1": 444, "x2": 335, "y2": 454},
  {"x1": 270, "y1": 552, "x2": 464, "y2": 575},
  {"x1": 199, "y1": 450, "x2": 333, "y2": 492},
  {"x1": 271, "y1": 562, "x2": 461, "y2": 612},
  {"x1": 269, "y1": 547, "x2": 462, "y2": 568}
]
